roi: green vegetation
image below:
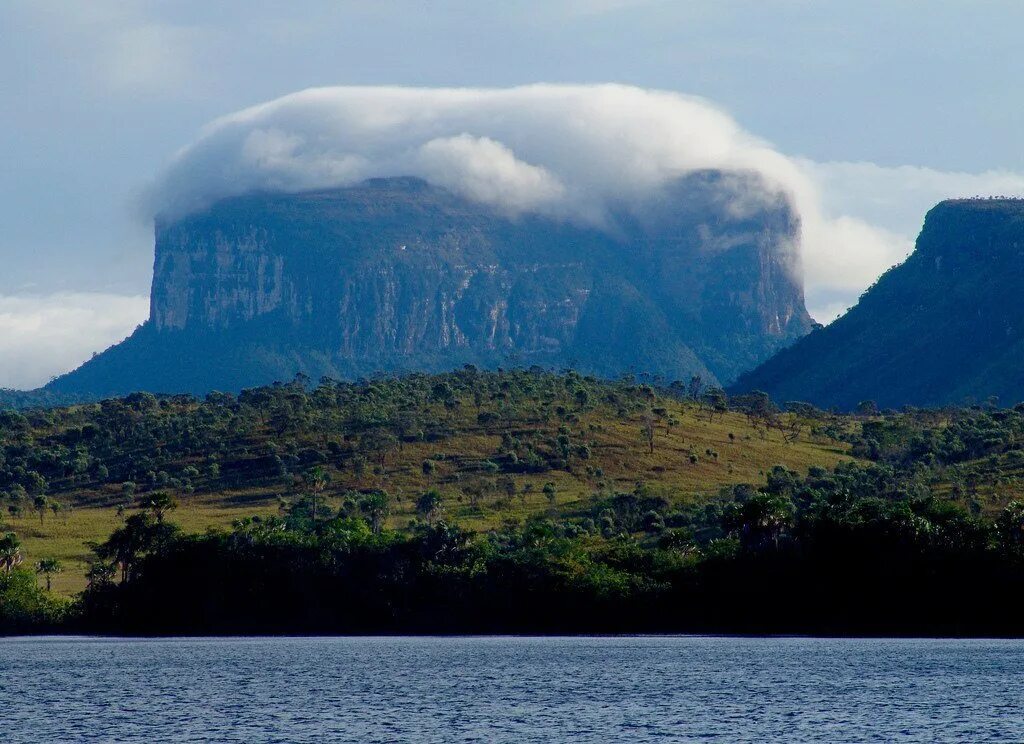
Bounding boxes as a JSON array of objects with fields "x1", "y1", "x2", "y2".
[
  {"x1": 6, "y1": 370, "x2": 1024, "y2": 634},
  {"x1": 0, "y1": 368, "x2": 849, "y2": 593}
]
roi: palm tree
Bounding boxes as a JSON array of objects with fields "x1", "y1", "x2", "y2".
[
  {"x1": 303, "y1": 467, "x2": 329, "y2": 531},
  {"x1": 416, "y1": 490, "x2": 443, "y2": 524},
  {"x1": 136, "y1": 491, "x2": 177, "y2": 523},
  {"x1": 33, "y1": 495, "x2": 49, "y2": 525},
  {"x1": 0, "y1": 532, "x2": 23, "y2": 574},
  {"x1": 35, "y1": 557, "x2": 62, "y2": 591},
  {"x1": 360, "y1": 491, "x2": 391, "y2": 534},
  {"x1": 726, "y1": 493, "x2": 793, "y2": 551},
  {"x1": 85, "y1": 561, "x2": 116, "y2": 589},
  {"x1": 94, "y1": 513, "x2": 164, "y2": 583}
]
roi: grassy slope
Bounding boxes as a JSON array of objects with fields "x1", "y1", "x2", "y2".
[{"x1": 6, "y1": 400, "x2": 852, "y2": 596}]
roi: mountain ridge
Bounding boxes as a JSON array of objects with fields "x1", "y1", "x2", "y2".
[{"x1": 732, "y1": 198, "x2": 1024, "y2": 409}]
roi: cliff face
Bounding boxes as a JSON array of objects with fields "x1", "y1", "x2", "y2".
[
  {"x1": 732, "y1": 199, "x2": 1024, "y2": 409},
  {"x1": 149, "y1": 179, "x2": 599, "y2": 360},
  {"x1": 48, "y1": 173, "x2": 812, "y2": 397}
]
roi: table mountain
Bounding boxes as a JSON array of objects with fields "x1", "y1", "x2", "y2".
[
  {"x1": 732, "y1": 199, "x2": 1024, "y2": 409},
  {"x1": 45, "y1": 172, "x2": 812, "y2": 398}
]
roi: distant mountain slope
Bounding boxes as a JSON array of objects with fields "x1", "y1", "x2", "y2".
[
  {"x1": 732, "y1": 199, "x2": 1024, "y2": 409},
  {"x1": 43, "y1": 172, "x2": 812, "y2": 399}
]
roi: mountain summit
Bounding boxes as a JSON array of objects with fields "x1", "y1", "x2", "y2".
[
  {"x1": 733, "y1": 199, "x2": 1024, "y2": 409},
  {"x1": 46, "y1": 172, "x2": 812, "y2": 397}
]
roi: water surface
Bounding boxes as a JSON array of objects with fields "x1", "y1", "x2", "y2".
[{"x1": 1, "y1": 636, "x2": 1022, "y2": 742}]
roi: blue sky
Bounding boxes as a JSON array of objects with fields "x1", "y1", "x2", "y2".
[{"x1": 2, "y1": 0, "x2": 1024, "y2": 388}]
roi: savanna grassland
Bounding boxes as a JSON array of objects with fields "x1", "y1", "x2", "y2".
[
  {"x1": 2, "y1": 369, "x2": 851, "y2": 594},
  {"x1": 7, "y1": 370, "x2": 1024, "y2": 636}
]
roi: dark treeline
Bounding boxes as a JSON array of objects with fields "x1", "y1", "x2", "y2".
[
  {"x1": 6, "y1": 369, "x2": 1024, "y2": 635},
  {"x1": 3, "y1": 459, "x2": 1024, "y2": 635}
]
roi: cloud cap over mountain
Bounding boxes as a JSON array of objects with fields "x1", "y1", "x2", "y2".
[
  {"x1": 151, "y1": 84, "x2": 798, "y2": 222},
  {"x1": 150, "y1": 83, "x2": 909, "y2": 313}
]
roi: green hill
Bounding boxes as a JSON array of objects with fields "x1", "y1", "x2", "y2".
[{"x1": 1, "y1": 369, "x2": 850, "y2": 594}]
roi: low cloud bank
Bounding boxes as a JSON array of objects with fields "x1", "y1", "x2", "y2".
[
  {"x1": 148, "y1": 84, "x2": 1024, "y2": 326},
  {"x1": 149, "y1": 84, "x2": 900, "y2": 321},
  {"x1": 151, "y1": 85, "x2": 802, "y2": 224},
  {"x1": 0, "y1": 292, "x2": 148, "y2": 390}
]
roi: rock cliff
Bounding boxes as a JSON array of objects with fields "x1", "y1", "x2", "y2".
[{"x1": 47, "y1": 172, "x2": 812, "y2": 397}]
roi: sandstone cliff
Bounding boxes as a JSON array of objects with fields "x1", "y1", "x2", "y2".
[{"x1": 48, "y1": 172, "x2": 812, "y2": 397}]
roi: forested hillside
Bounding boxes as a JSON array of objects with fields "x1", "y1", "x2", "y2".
[
  {"x1": 6, "y1": 370, "x2": 1024, "y2": 634},
  {"x1": 1, "y1": 369, "x2": 848, "y2": 592}
]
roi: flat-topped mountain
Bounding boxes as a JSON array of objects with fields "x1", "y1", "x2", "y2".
[
  {"x1": 45, "y1": 172, "x2": 812, "y2": 398},
  {"x1": 733, "y1": 199, "x2": 1024, "y2": 409}
]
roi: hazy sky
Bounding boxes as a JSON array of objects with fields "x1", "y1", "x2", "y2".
[{"x1": 3, "y1": 0, "x2": 1024, "y2": 388}]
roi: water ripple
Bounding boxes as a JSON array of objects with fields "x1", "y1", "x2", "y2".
[{"x1": 1, "y1": 636, "x2": 1023, "y2": 742}]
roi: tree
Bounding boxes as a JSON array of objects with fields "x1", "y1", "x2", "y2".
[
  {"x1": 360, "y1": 429, "x2": 399, "y2": 468},
  {"x1": 733, "y1": 391, "x2": 778, "y2": 425},
  {"x1": 85, "y1": 561, "x2": 116, "y2": 589},
  {"x1": 702, "y1": 388, "x2": 728, "y2": 421},
  {"x1": 33, "y1": 495, "x2": 49, "y2": 525},
  {"x1": 23, "y1": 471, "x2": 47, "y2": 496},
  {"x1": 351, "y1": 455, "x2": 367, "y2": 480},
  {"x1": 92, "y1": 512, "x2": 178, "y2": 583},
  {"x1": 856, "y1": 400, "x2": 879, "y2": 417},
  {"x1": 0, "y1": 532, "x2": 22, "y2": 574},
  {"x1": 783, "y1": 402, "x2": 822, "y2": 443},
  {"x1": 35, "y1": 558, "x2": 62, "y2": 591},
  {"x1": 137, "y1": 491, "x2": 177, "y2": 523},
  {"x1": 303, "y1": 466, "x2": 330, "y2": 531},
  {"x1": 641, "y1": 413, "x2": 656, "y2": 454},
  {"x1": 416, "y1": 490, "x2": 443, "y2": 524},
  {"x1": 996, "y1": 500, "x2": 1024, "y2": 553},
  {"x1": 543, "y1": 482, "x2": 557, "y2": 507},
  {"x1": 360, "y1": 491, "x2": 391, "y2": 534},
  {"x1": 724, "y1": 492, "x2": 793, "y2": 551}
]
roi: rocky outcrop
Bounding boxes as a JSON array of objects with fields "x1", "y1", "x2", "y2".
[
  {"x1": 47, "y1": 173, "x2": 812, "y2": 397},
  {"x1": 733, "y1": 199, "x2": 1024, "y2": 409}
]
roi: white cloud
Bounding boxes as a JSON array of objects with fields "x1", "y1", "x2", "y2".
[
  {"x1": 151, "y1": 84, "x2": 788, "y2": 221},
  {"x1": 150, "y1": 83, "x2": 910, "y2": 323},
  {"x1": 801, "y1": 160, "x2": 1024, "y2": 237},
  {"x1": 796, "y1": 160, "x2": 1024, "y2": 320},
  {"x1": 414, "y1": 134, "x2": 566, "y2": 215},
  {"x1": 4, "y1": 85, "x2": 1017, "y2": 391},
  {"x1": 154, "y1": 84, "x2": 1024, "y2": 326},
  {"x1": 0, "y1": 293, "x2": 148, "y2": 389}
]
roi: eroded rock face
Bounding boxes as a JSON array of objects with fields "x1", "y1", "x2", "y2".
[{"x1": 48, "y1": 173, "x2": 812, "y2": 397}]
